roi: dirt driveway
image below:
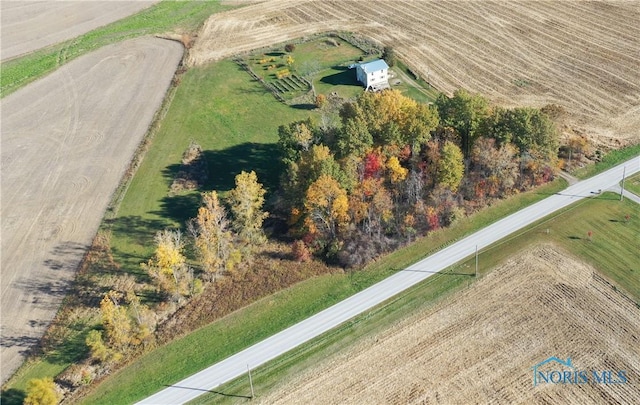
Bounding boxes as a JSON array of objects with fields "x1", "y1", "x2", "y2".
[
  {"x1": 0, "y1": 1, "x2": 157, "y2": 61},
  {"x1": 0, "y1": 37, "x2": 182, "y2": 383}
]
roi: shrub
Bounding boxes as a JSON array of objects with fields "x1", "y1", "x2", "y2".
[
  {"x1": 284, "y1": 43, "x2": 296, "y2": 52},
  {"x1": 24, "y1": 377, "x2": 61, "y2": 405},
  {"x1": 291, "y1": 240, "x2": 311, "y2": 262},
  {"x1": 315, "y1": 94, "x2": 327, "y2": 109}
]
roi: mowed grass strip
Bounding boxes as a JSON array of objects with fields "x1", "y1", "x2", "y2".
[
  {"x1": 188, "y1": 193, "x2": 640, "y2": 405},
  {"x1": 625, "y1": 172, "x2": 640, "y2": 196},
  {"x1": 110, "y1": 59, "x2": 312, "y2": 272},
  {"x1": 0, "y1": 0, "x2": 234, "y2": 97},
  {"x1": 80, "y1": 179, "x2": 567, "y2": 404}
]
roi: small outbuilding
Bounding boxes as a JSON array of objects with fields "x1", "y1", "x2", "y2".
[{"x1": 350, "y1": 59, "x2": 390, "y2": 91}]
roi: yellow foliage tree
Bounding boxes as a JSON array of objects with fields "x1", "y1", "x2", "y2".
[
  {"x1": 305, "y1": 174, "x2": 349, "y2": 239},
  {"x1": 189, "y1": 191, "x2": 238, "y2": 279},
  {"x1": 228, "y1": 171, "x2": 269, "y2": 250},
  {"x1": 386, "y1": 155, "x2": 408, "y2": 183},
  {"x1": 100, "y1": 291, "x2": 132, "y2": 352},
  {"x1": 141, "y1": 229, "x2": 193, "y2": 301},
  {"x1": 24, "y1": 377, "x2": 60, "y2": 405},
  {"x1": 437, "y1": 141, "x2": 465, "y2": 192}
]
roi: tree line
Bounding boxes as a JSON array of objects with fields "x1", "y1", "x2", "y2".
[
  {"x1": 278, "y1": 89, "x2": 559, "y2": 266},
  {"x1": 81, "y1": 88, "x2": 559, "y2": 375}
]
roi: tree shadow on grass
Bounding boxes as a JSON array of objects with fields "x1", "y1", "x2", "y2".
[
  {"x1": 0, "y1": 388, "x2": 25, "y2": 405},
  {"x1": 320, "y1": 70, "x2": 359, "y2": 86},
  {"x1": 291, "y1": 103, "x2": 317, "y2": 110},
  {"x1": 106, "y1": 215, "x2": 170, "y2": 276},
  {"x1": 205, "y1": 142, "x2": 283, "y2": 194},
  {"x1": 155, "y1": 193, "x2": 201, "y2": 227}
]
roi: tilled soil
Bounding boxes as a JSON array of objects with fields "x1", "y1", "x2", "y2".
[
  {"x1": 191, "y1": 0, "x2": 640, "y2": 148},
  {"x1": 260, "y1": 245, "x2": 640, "y2": 404},
  {"x1": 0, "y1": 37, "x2": 182, "y2": 383}
]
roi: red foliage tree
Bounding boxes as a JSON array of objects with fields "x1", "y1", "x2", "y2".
[{"x1": 363, "y1": 151, "x2": 383, "y2": 179}]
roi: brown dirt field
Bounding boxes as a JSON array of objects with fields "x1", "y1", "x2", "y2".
[
  {"x1": 0, "y1": 37, "x2": 182, "y2": 384},
  {"x1": 0, "y1": 0, "x2": 158, "y2": 61},
  {"x1": 190, "y1": 0, "x2": 640, "y2": 149},
  {"x1": 260, "y1": 245, "x2": 640, "y2": 404}
]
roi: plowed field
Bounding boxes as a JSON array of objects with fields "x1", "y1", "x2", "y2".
[
  {"x1": 260, "y1": 245, "x2": 640, "y2": 404},
  {"x1": 0, "y1": 1, "x2": 157, "y2": 61},
  {"x1": 192, "y1": 0, "x2": 640, "y2": 148},
  {"x1": 0, "y1": 37, "x2": 182, "y2": 384}
]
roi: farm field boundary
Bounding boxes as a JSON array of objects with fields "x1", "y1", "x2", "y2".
[{"x1": 188, "y1": 192, "x2": 640, "y2": 404}]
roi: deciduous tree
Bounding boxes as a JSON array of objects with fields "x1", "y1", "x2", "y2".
[
  {"x1": 304, "y1": 174, "x2": 349, "y2": 240},
  {"x1": 436, "y1": 89, "x2": 489, "y2": 157},
  {"x1": 228, "y1": 171, "x2": 269, "y2": 248},
  {"x1": 142, "y1": 229, "x2": 193, "y2": 301},
  {"x1": 437, "y1": 141, "x2": 464, "y2": 192},
  {"x1": 188, "y1": 191, "x2": 238, "y2": 278},
  {"x1": 100, "y1": 291, "x2": 132, "y2": 351}
]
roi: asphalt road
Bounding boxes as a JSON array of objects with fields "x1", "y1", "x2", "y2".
[{"x1": 139, "y1": 157, "x2": 639, "y2": 405}]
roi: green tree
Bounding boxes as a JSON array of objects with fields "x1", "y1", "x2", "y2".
[
  {"x1": 435, "y1": 89, "x2": 489, "y2": 157},
  {"x1": 85, "y1": 330, "x2": 111, "y2": 363},
  {"x1": 228, "y1": 171, "x2": 269, "y2": 248},
  {"x1": 498, "y1": 107, "x2": 559, "y2": 161},
  {"x1": 24, "y1": 377, "x2": 60, "y2": 405},
  {"x1": 437, "y1": 141, "x2": 464, "y2": 192},
  {"x1": 336, "y1": 103, "x2": 373, "y2": 158},
  {"x1": 382, "y1": 45, "x2": 397, "y2": 67},
  {"x1": 278, "y1": 119, "x2": 316, "y2": 164}
]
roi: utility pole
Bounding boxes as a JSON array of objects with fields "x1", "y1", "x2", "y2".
[
  {"x1": 475, "y1": 245, "x2": 478, "y2": 278},
  {"x1": 248, "y1": 364, "x2": 255, "y2": 399},
  {"x1": 620, "y1": 166, "x2": 626, "y2": 202}
]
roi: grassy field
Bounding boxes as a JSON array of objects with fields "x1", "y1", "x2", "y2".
[
  {"x1": 79, "y1": 178, "x2": 568, "y2": 404},
  {"x1": 0, "y1": 0, "x2": 234, "y2": 97},
  {"x1": 109, "y1": 59, "x2": 313, "y2": 273},
  {"x1": 625, "y1": 172, "x2": 640, "y2": 196},
  {"x1": 188, "y1": 192, "x2": 639, "y2": 404}
]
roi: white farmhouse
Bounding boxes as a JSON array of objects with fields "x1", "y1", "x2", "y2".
[{"x1": 351, "y1": 59, "x2": 390, "y2": 91}]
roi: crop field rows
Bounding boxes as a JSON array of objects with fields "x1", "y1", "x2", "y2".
[
  {"x1": 259, "y1": 245, "x2": 640, "y2": 404},
  {"x1": 191, "y1": 0, "x2": 640, "y2": 148}
]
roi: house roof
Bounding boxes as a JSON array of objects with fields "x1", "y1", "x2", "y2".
[{"x1": 359, "y1": 59, "x2": 389, "y2": 73}]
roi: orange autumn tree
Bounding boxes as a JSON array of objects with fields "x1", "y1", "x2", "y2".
[{"x1": 304, "y1": 174, "x2": 349, "y2": 247}]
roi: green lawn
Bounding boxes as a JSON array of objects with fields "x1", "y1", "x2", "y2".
[
  {"x1": 0, "y1": 0, "x2": 234, "y2": 97},
  {"x1": 625, "y1": 172, "x2": 640, "y2": 196},
  {"x1": 79, "y1": 178, "x2": 569, "y2": 404},
  {"x1": 189, "y1": 193, "x2": 640, "y2": 404},
  {"x1": 110, "y1": 59, "x2": 313, "y2": 273}
]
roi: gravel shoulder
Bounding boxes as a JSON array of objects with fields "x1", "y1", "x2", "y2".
[
  {"x1": 0, "y1": 36, "x2": 183, "y2": 384},
  {"x1": 0, "y1": 0, "x2": 158, "y2": 61}
]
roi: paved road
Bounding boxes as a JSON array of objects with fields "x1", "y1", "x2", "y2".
[{"x1": 138, "y1": 157, "x2": 639, "y2": 405}]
